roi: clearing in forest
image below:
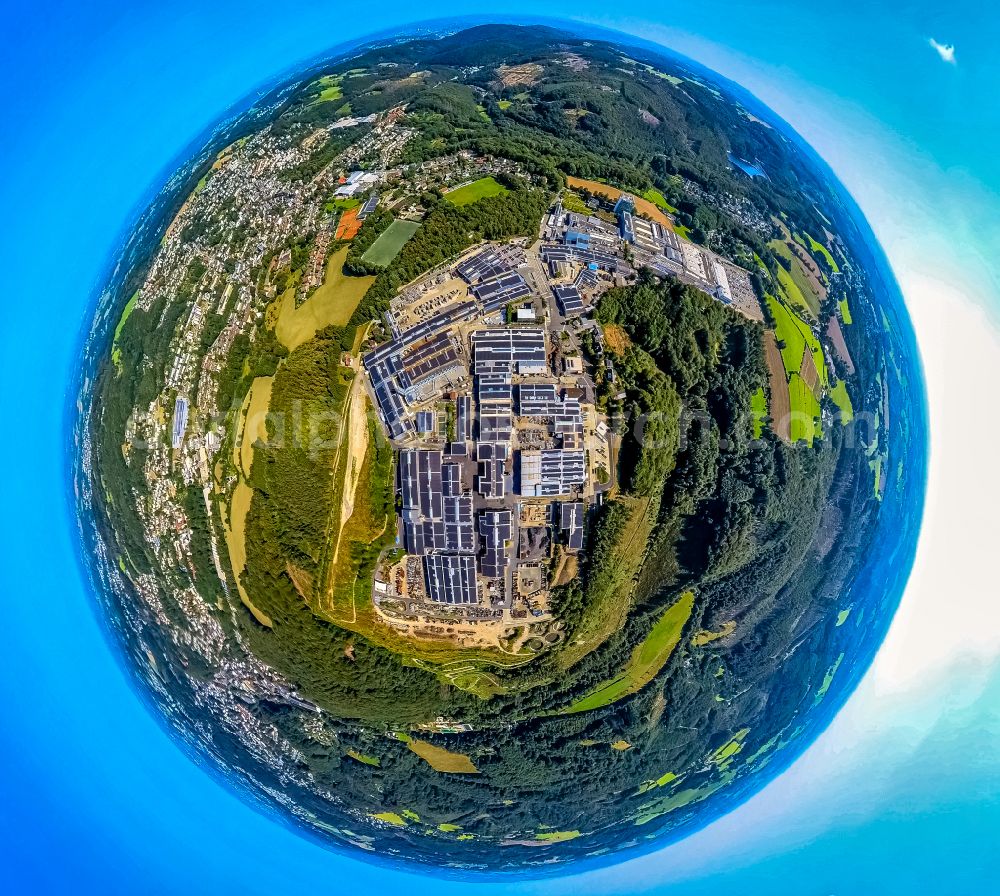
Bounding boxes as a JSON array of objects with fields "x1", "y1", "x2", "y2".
[{"x1": 560, "y1": 591, "x2": 695, "y2": 714}]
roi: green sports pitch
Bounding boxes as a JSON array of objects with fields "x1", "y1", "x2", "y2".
[
  {"x1": 444, "y1": 176, "x2": 508, "y2": 206},
  {"x1": 361, "y1": 220, "x2": 420, "y2": 266}
]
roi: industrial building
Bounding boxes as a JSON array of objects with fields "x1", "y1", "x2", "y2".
[
  {"x1": 560, "y1": 502, "x2": 585, "y2": 551},
  {"x1": 519, "y1": 448, "x2": 587, "y2": 497},
  {"x1": 471, "y1": 328, "x2": 548, "y2": 376}
]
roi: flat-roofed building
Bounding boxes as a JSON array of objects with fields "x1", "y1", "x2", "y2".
[
  {"x1": 552, "y1": 284, "x2": 585, "y2": 317},
  {"x1": 518, "y1": 382, "x2": 559, "y2": 416},
  {"x1": 476, "y1": 442, "x2": 508, "y2": 499},
  {"x1": 479, "y1": 510, "x2": 513, "y2": 579},
  {"x1": 560, "y1": 501, "x2": 585, "y2": 551},
  {"x1": 473, "y1": 270, "x2": 532, "y2": 313},
  {"x1": 423, "y1": 554, "x2": 477, "y2": 605},
  {"x1": 471, "y1": 328, "x2": 547, "y2": 376},
  {"x1": 520, "y1": 448, "x2": 586, "y2": 497},
  {"x1": 456, "y1": 248, "x2": 512, "y2": 284}
]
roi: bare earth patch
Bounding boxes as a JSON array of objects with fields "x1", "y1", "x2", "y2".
[{"x1": 497, "y1": 62, "x2": 542, "y2": 87}]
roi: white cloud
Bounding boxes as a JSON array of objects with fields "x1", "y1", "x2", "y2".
[{"x1": 929, "y1": 37, "x2": 957, "y2": 65}]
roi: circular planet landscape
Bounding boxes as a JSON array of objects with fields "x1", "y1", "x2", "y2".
[{"x1": 74, "y1": 21, "x2": 927, "y2": 873}]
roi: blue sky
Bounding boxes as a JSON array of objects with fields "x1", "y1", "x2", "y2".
[{"x1": 2, "y1": 2, "x2": 1000, "y2": 893}]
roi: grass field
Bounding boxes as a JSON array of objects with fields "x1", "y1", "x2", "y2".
[
  {"x1": 642, "y1": 188, "x2": 678, "y2": 214},
  {"x1": 310, "y1": 75, "x2": 344, "y2": 105},
  {"x1": 839, "y1": 297, "x2": 853, "y2": 325},
  {"x1": 692, "y1": 620, "x2": 737, "y2": 647},
  {"x1": 444, "y1": 176, "x2": 508, "y2": 206},
  {"x1": 498, "y1": 99, "x2": 512, "y2": 110},
  {"x1": 561, "y1": 591, "x2": 694, "y2": 714},
  {"x1": 766, "y1": 293, "x2": 825, "y2": 386},
  {"x1": 274, "y1": 247, "x2": 375, "y2": 350},
  {"x1": 751, "y1": 386, "x2": 767, "y2": 439},
  {"x1": 406, "y1": 738, "x2": 479, "y2": 774},
  {"x1": 829, "y1": 379, "x2": 854, "y2": 423},
  {"x1": 561, "y1": 190, "x2": 591, "y2": 215},
  {"x1": 110, "y1": 290, "x2": 139, "y2": 369},
  {"x1": 347, "y1": 749, "x2": 380, "y2": 766},
  {"x1": 770, "y1": 241, "x2": 822, "y2": 317},
  {"x1": 787, "y1": 372, "x2": 822, "y2": 444},
  {"x1": 360, "y1": 219, "x2": 420, "y2": 266},
  {"x1": 557, "y1": 495, "x2": 659, "y2": 671},
  {"x1": 807, "y1": 233, "x2": 840, "y2": 272},
  {"x1": 238, "y1": 376, "x2": 274, "y2": 477}
]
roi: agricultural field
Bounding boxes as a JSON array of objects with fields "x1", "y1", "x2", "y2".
[
  {"x1": 403, "y1": 736, "x2": 479, "y2": 774},
  {"x1": 360, "y1": 219, "x2": 421, "y2": 266},
  {"x1": 787, "y1": 372, "x2": 822, "y2": 444},
  {"x1": 829, "y1": 379, "x2": 854, "y2": 423},
  {"x1": 110, "y1": 289, "x2": 138, "y2": 369},
  {"x1": 807, "y1": 233, "x2": 840, "y2": 272},
  {"x1": 556, "y1": 494, "x2": 659, "y2": 671},
  {"x1": 444, "y1": 176, "x2": 508, "y2": 206},
  {"x1": 769, "y1": 238, "x2": 824, "y2": 317},
  {"x1": 310, "y1": 74, "x2": 344, "y2": 104},
  {"x1": 561, "y1": 591, "x2": 695, "y2": 714},
  {"x1": 839, "y1": 297, "x2": 853, "y2": 325},
  {"x1": 274, "y1": 247, "x2": 375, "y2": 350}
]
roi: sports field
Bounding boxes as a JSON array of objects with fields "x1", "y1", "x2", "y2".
[
  {"x1": 360, "y1": 219, "x2": 420, "y2": 266},
  {"x1": 335, "y1": 207, "x2": 361, "y2": 240},
  {"x1": 561, "y1": 591, "x2": 695, "y2": 714},
  {"x1": 444, "y1": 176, "x2": 508, "y2": 206}
]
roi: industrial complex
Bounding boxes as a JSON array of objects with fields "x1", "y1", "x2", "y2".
[{"x1": 365, "y1": 191, "x2": 762, "y2": 641}]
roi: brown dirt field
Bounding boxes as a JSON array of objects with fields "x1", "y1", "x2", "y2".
[
  {"x1": 826, "y1": 315, "x2": 856, "y2": 374},
  {"x1": 327, "y1": 372, "x2": 371, "y2": 572},
  {"x1": 566, "y1": 176, "x2": 672, "y2": 229},
  {"x1": 602, "y1": 323, "x2": 632, "y2": 357},
  {"x1": 407, "y1": 738, "x2": 479, "y2": 774},
  {"x1": 335, "y1": 207, "x2": 361, "y2": 240},
  {"x1": 798, "y1": 345, "x2": 821, "y2": 397},
  {"x1": 763, "y1": 331, "x2": 792, "y2": 442},
  {"x1": 497, "y1": 62, "x2": 542, "y2": 86},
  {"x1": 551, "y1": 551, "x2": 580, "y2": 587}
]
